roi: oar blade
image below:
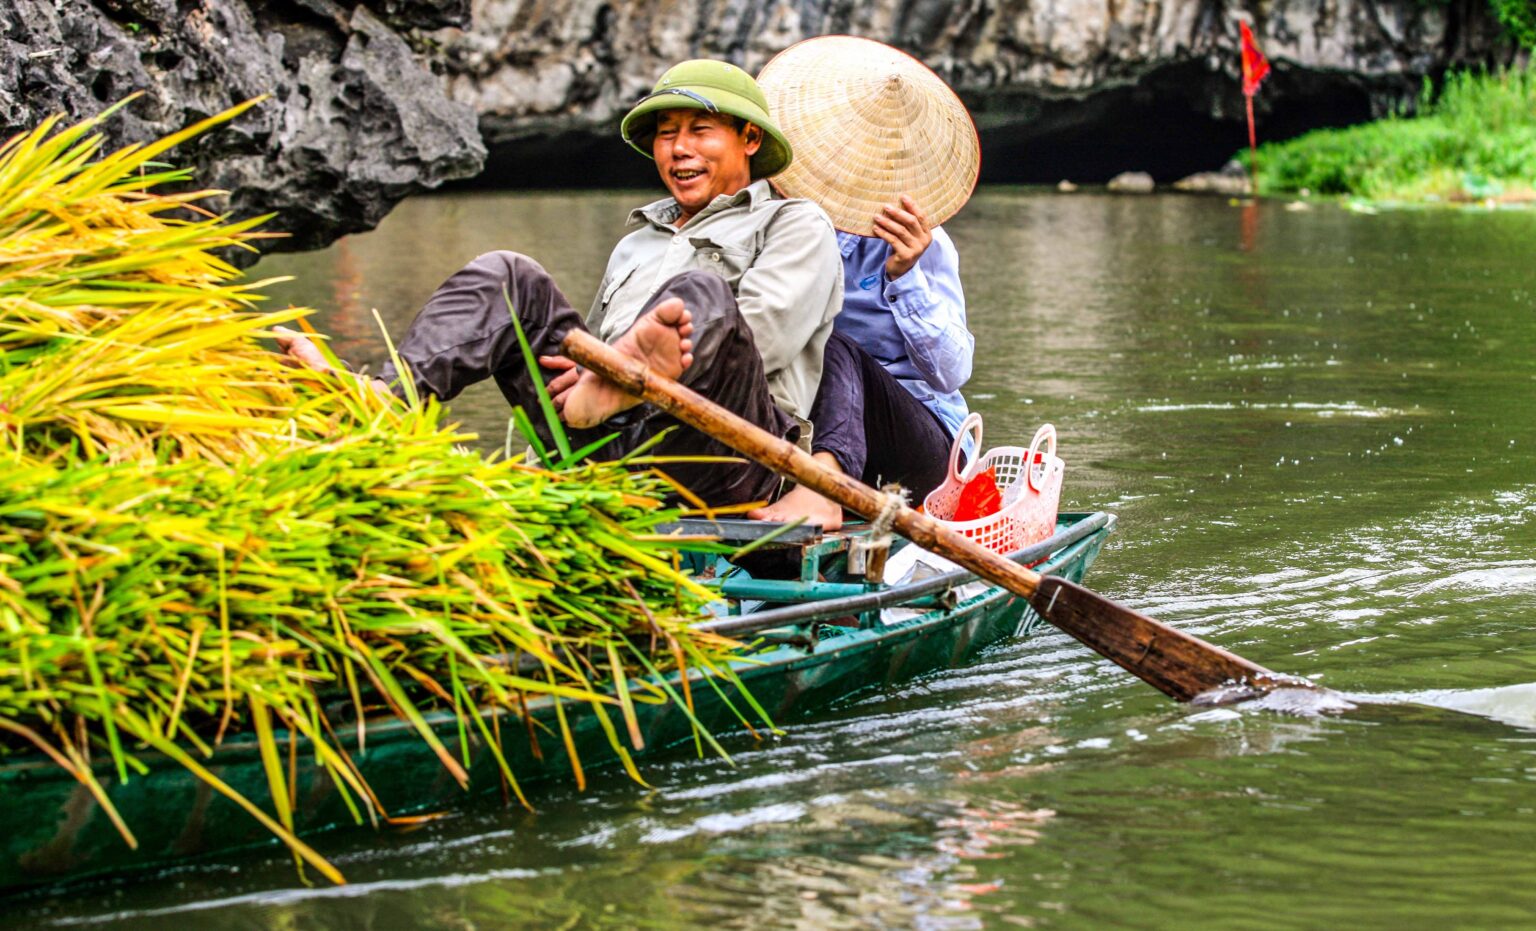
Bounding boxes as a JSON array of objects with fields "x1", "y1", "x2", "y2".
[{"x1": 1028, "y1": 576, "x2": 1296, "y2": 701}]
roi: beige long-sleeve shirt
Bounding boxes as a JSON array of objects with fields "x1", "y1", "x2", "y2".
[{"x1": 587, "y1": 179, "x2": 843, "y2": 421}]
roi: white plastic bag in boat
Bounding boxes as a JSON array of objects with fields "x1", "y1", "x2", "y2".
[{"x1": 879, "y1": 543, "x2": 988, "y2": 624}]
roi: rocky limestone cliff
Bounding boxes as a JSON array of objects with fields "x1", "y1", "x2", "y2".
[
  {"x1": 433, "y1": 0, "x2": 1511, "y2": 185},
  {"x1": 1, "y1": 0, "x2": 485, "y2": 261},
  {"x1": 2, "y1": 0, "x2": 1513, "y2": 255}
]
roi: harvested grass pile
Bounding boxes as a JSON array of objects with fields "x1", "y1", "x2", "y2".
[{"x1": 0, "y1": 101, "x2": 757, "y2": 883}]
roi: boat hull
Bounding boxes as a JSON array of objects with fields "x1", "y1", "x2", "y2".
[{"x1": 0, "y1": 515, "x2": 1111, "y2": 891}]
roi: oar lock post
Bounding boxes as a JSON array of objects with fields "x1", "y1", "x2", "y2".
[{"x1": 848, "y1": 483, "x2": 907, "y2": 583}]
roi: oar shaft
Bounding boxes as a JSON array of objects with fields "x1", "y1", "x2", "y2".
[
  {"x1": 563, "y1": 330, "x2": 1043, "y2": 592},
  {"x1": 562, "y1": 329, "x2": 1289, "y2": 701}
]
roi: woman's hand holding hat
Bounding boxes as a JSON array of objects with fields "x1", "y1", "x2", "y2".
[{"x1": 874, "y1": 195, "x2": 932, "y2": 281}]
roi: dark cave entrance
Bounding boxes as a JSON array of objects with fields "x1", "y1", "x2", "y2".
[
  {"x1": 452, "y1": 61, "x2": 1394, "y2": 190},
  {"x1": 971, "y1": 62, "x2": 1384, "y2": 184}
]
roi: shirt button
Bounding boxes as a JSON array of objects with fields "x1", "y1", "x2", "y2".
[{"x1": 710, "y1": 252, "x2": 721, "y2": 262}]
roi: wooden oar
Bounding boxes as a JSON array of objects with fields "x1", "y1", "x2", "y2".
[{"x1": 562, "y1": 330, "x2": 1311, "y2": 703}]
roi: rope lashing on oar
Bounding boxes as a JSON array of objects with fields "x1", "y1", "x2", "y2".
[{"x1": 867, "y1": 484, "x2": 909, "y2": 548}]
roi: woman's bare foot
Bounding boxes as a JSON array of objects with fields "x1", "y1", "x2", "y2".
[
  {"x1": 273, "y1": 327, "x2": 335, "y2": 373},
  {"x1": 749, "y1": 484, "x2": 845, "y2": 531},
  {"x1": 562, "y1": 299, "x2": 694, "y2": 428},
  {"x1": 748, "y1": 452, "x2": 846, "y2": 530}
]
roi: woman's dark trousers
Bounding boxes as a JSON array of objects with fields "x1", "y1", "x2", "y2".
[{"x1": 808, "y1": 331, "x2": 953, "y2": 503}]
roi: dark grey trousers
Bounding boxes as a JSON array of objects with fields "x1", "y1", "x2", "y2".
[
  {"x1": 380, "y1": 251, "x2": 794, "y2": 507},
  {"x1": 808, "y1": 331, "x2": 954, "y2": 503}
]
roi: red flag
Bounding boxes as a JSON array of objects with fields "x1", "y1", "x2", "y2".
[{"x1": 1240, "y1": 22, "x2": 1271, "y2": 97}]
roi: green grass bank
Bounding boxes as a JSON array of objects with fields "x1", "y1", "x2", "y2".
[{"x1": 1247, "y1": 67, "x2": 1536, "y2": 203}]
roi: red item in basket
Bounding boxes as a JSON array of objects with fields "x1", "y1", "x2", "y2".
[{"x1": 952, "y1": 466, "x2": 1003, "y2": 521}]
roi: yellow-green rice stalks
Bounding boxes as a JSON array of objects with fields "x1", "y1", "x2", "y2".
[{"x1": 0, "y1": 102, "x2": 763, "y2": 884}]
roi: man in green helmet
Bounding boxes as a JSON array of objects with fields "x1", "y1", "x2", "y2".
[{"x1": 281, "y1": 60, "x2": 842, "y2": 507}]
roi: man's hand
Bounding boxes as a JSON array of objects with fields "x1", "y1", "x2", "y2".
[
  {"x1": 274, "y1": 325, "x2": 395, "y2": 400},
  {"x1": 537, "y1": 355, "x2": 581, "y2": 417},
  {"x1": 273, "y1": 326, "x2": 336, "y2": 374},
  {"x1": 873, "y1": 194, "x2": 932, "y2": 281}
]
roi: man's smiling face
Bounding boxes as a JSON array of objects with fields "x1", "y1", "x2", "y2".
[{"x1": 653, "y1": 109, "x2": 761, "y2": 225}]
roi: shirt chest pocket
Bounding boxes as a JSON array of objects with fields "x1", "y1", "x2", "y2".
[
  {"x1": 600, "y1": 262, "x2": 641, "y2": 307},
  {"x1": 685, "y1": 236, "x2": 754, "y2": 284},
  {"x1": 591, "y1": 262, "x2": 649, "y2": 339}
]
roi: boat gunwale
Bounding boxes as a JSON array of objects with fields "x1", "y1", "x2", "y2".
[{"x1": 696, "y1": 511, "x2": 1114, "y2": 636}]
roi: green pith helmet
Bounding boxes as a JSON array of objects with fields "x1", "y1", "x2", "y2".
[{"x1": 621, "y1": 59, "x2": 793, "y2": 179}]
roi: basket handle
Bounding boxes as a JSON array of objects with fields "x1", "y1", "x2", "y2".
[
  {"x1": 1026, "y1": 423, "x2": 1057, "y2": 492},
  {"x1": 948, "y1": 413, "x2": 985, "y2": 484}
]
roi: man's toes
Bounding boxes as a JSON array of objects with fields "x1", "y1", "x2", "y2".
[{"x1": 652, "y1": 298, "x2": 686, "y2": 325}]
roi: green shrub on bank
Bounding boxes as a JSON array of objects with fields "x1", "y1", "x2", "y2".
[
  {"x1": 1490, "y1": 0, "x2": 1536, "y2": 49},
  {"x1": 1249, "y1": 68, "x2": 1536, "y2": 202}
]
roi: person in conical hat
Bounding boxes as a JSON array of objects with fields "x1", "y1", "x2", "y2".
[
  {"x1": 280, "y1": 59, "x2": 843, "y2": 509},
  {"x1": 750, "y1": 37, "x2": 979, "y2": 530}
]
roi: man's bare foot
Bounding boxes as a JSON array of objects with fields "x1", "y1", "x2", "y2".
[
  {"x1": 748, "y1": 452, "x2": 846, "y2": 530},
  {"x1": 273, "y1": 327, "x2": 335, "y2": 374},
  {"x1": 562, "y1": 298, "x2": 694, "y2": 428}
]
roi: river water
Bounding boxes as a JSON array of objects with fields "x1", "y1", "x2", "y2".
[{"x1": 16, "y1": 191, "x2": 1536, "y2": 928}]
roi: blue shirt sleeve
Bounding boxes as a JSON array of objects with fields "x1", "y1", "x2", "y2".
[{"x1": 880, "y1": 227, "x2": 973, "y2": 394}]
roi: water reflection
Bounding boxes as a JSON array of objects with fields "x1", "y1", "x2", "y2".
[{"x1": 662, "y1": 794, "x2": 1051, "y2": 929}]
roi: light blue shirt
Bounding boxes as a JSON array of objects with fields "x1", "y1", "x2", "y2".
[{"x1": 834, "y1": 227, "x2": 973, "y2": 440}]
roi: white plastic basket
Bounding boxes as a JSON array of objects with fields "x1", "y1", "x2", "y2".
[{"x1": 922, "y1": 414, "x2": 1065, "y2": 556}]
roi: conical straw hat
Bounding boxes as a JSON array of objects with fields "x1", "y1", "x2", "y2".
[{"x1": 757, "y1": 36, "x2": 980, "y2": 236}]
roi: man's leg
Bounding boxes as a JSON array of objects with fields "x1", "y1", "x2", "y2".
[
  {"x1": 290, "y1": 255, "x2": 788, "y2": 508},
  {"x1": 379, "y1": 250, "x2": 583, "y2": 407},
  {"x1": 612, "y1": 271, "x2": 795, "y2": 508},
  {"x1": 388, "y1": 258, "x2": 790, "y2": 506},
  {"x1": 374, "y1": 250, "x2": 694, "y2": 458}
]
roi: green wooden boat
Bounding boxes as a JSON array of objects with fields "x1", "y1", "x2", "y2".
[{"x1": 0, "y1": 511, "x2": 1114, "y2": 892}]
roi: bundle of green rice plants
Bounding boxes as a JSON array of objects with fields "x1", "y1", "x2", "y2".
[
  {"x1": 0, "y1": 101, "x2": 764, "y2": 884},
  {"x1": 0, "y1": 435, "x2": 746, "y2": 882},
  {"x1": 0, "y1": 96, "x2": 430, "y2": 467}
]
